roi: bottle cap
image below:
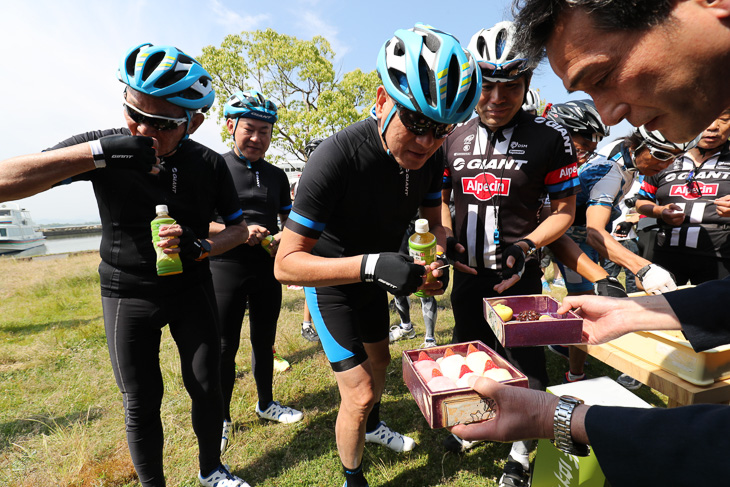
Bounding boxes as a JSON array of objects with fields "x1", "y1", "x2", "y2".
[
  {"x1": 155, "y1": 205, "x2": 169, "y2": 214},
  {"x1": 414, "y1": 218, "x2": 429, "y2": 234}
]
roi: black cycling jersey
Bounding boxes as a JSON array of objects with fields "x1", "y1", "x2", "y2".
[
  {"x1": 639, "y1": 143, "x2": 730, "y2": 258},
  {"x1": 442, "y1": 111, "x2": 579, "y2": 270},
  {"x1": 49, "y1": 128, "x2": 244, "y2": 297},
  {"x1": 286, "y1": 117, "x2": 443, "y2": 257},
  {"x1": 212, "y1": 151, "x2": 291, "y2": 262}
]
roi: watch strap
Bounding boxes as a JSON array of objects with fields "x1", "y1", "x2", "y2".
[
  {"x1": 517, "y1": 238, "x2": 537, "y2": 257},
  {"x1": 552, "y1": 395, "x2": 590, "y2": 457},
  {"x1": 194, "y1": 238, "x2": 211, "y2": 261}
]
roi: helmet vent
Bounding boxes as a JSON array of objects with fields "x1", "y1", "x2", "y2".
[
  {"x1": 142, "y1": 52, "x2": 166, "y2": 82},
  {"x1": 125, "y1": 47, "x2": 142, "y2": 77},
  {"x1": 156, "y1": 69, "x2": 187, "y2": 89}
]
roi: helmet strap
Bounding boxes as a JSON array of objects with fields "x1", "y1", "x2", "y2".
[
  {"x1": 232, "y1": 118, "x2": 253, "y2": 168},
  {"x1": 379, "y1": 105, "x2": 398, "y2": 156}
]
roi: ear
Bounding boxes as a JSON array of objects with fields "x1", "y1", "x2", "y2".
[
  {"x1": 187, "y1": 112, "x2": 206, "y2": 135},
  {"x1": 374, "y1": 85, "x2": 388, "y2": 120},
  {"x1": 696, "y1": 0, "x2": 730, "y2": 18},
  {"x1": 225, "y1": 118, "x2": 236, "y2": 136}
]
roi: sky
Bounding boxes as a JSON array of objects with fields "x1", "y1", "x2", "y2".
[{"x1": 1, "y1": 0, "x2": 631, "y2": 224}]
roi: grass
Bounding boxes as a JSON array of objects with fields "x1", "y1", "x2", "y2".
[{"x1": 0, "y1": 252, "x2": 668, "y2": 486}]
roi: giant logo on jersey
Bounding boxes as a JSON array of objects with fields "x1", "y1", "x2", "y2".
[
  {"x1": 670, "y1": 182, "x2": 719, "y2": 200},
  {"x1": 461, "y1": 173, "x2": 511, "y2": 201}
]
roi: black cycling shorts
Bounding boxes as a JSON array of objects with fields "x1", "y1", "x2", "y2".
[{"x1": 305, "y1": 282, "x2": 389, "y2": 372}]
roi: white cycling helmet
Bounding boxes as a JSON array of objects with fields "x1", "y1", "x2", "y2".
[
  {"x1": 468, "y1": 21, "x2": 531, "y2": 82},
  {"x1": 522, "y1": 88, "x2": 542, "y2": 113},
  {"x1": 638, "y1": 126, "x2": 701, "y2": 152}
]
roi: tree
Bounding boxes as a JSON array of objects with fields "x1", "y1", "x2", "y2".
[{"x1": 199, "y1": 29, "x2": 380, "y2": 163}]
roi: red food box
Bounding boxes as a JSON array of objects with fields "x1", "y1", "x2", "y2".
[
  {"x1": 484, "y1": 295, "x2": 583, "y2": 348},
  {"x1": 402, "y1": 340, "x2": 528, "y2": 428}
]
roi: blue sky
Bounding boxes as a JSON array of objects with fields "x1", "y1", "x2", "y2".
[{"x1": 0, "y1": 0, "x2": 630, "y2": 223}]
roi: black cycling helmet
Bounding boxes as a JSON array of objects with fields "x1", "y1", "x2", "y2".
[
  {"x1": 545, "y1": 99, "x2": 610, "y2": 143},
  {"x1": 304, "y1": 139, "x2": 324, "y2": 159}
]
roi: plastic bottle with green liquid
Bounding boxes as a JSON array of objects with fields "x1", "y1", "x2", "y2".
[
  {"x1": 408, "y1": 218, "x2": 436, "y2": 297},
  {"x1": 151, "y1": 205, "x2": 183, "y2": 276}
]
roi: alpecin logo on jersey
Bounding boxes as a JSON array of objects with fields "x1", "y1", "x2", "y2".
[
  {"x1": 670, "y1": 182, "x2": 719, "y2": 200},
  {"x1": 461, "y1": 173, "x2": 511, "y2": 201}
]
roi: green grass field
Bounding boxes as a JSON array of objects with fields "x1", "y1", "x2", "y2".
[{"x1": 0, "y1": 252, "x2": 667, "y2": 486}]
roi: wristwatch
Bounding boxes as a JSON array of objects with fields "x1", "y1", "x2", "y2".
[
  {"x1": 552, "y1": 395, "x2": 590, "y2": 456},
  {"x1": 194, "y1": 238, "x2": 212, "y2": 261},
  {"x1": 517, "y1": 238, "x2": 537, "y2": 257}
]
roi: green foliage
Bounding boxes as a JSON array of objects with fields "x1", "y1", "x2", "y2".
[{"x1": 199, "y1": 29, "x2": 380, "y2": 164}]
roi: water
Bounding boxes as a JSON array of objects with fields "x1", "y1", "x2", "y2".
[{"x1": 5, "y1": 234, "x2": 102, "y2": 258}]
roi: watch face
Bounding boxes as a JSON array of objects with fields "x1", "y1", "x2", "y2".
[{"x1": 561, "y1": 395, "x2": 584, "y2": 405}]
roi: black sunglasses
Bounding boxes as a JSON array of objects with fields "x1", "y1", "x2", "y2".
[
  {"x1": 124, "y1": 102, "x2": 188, "y2": 131},
  {"x1": 395, "y1": 103, "x2": 456, "y2": 139}
]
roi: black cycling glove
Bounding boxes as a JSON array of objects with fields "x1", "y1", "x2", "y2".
[
  {"x1": 614, "y1": 221, "x2": 633, "y2": 236},
  {"x1": 89, "y1": 135, "x2": 157, "y2": 171},
  {"x1": 360, "y1": 252, "x2": 424, "y2": 296},
  {"x1": 435, "y1": 256, "x2": 450, "y2": 291},
  {"x1": 178, "y1": 226, "x2": 207, "y2": 261},
  {"x1": 594, "y1": 276, "x2": 628, "y2": 297},
  {"x1": 501, "y1": 243, "x2": 526, "y2": 280},
  {"x1": 445, "y1": 236, "x2": 466, "y2": 265}
]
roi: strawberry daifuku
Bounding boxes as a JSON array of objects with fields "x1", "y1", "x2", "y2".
[{"x1": 426, "y1": 369, "x2": 457, "y2": 392}]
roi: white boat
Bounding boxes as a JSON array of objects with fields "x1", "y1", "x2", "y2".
[{"x1": 0, "y1": 203, "x2": 46, "y2": 254}]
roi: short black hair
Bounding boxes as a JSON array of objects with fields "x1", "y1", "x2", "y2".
[{"x1": 512, "y1": 0, "x2": 676, "y2": 64}]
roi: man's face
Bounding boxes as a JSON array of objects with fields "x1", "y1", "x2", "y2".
[
  {"x1": 546, "y1": 5, "x2": 730, "y2": 142},
  {"x1": 633, "y1": 145, "x2": 680, "y2": 177},
  {"x1": 124, "y1": 89, "x2": 192, "y2": 157},
  {"x1": 227, "y1": 117, "x2": 273, "y2": 161},
  {"x1": 698, "y1": 110, "x2": 730, "y2": 150},
  {"x1": 572, "y1": 133, "x2": 598, "y2": 166},
  {"x1": 375, "y1": 86, "x2": 446, "y2": 170},
  {"x1": 475, "y1": 79, "x2": 525, "y2": 130}
]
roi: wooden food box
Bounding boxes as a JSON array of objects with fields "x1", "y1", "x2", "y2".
[
  {"x1": 609, "y1": 330, "x2": 730, "y2": 387},
  {"x1": 402, "y1": 340, "x2": 527, "y2": 428},
  {"x1": 484, "y1": 295, "x2": 583, "y2": 348}
]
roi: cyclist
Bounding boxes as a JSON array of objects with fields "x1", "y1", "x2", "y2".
[
  {"x1": 441, "y1": 21, "x2": 579, "y2": 487},
  {"x1": 211, "y1": 90, "x2": 303, "y2": 456},
  {"x1": 549, "y1": 123, "x2": 699, "y2": 389},
  {"x1": 275, "y1": 24, "x2": 480, "y2": 487},
  {"x1": 0, "y1": 44, "x2": 250, "y2": 486},
  {"x1": 636, "y1": 109, "x2": 730, "y2": 284}
]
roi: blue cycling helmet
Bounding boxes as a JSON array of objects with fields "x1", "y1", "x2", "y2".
[
  {"x1": 377, "y1": 23, "x2": 481, "y2": 125},
  {"x1": 224, "y1": 90, "x2": 278, "y2": 124},
  {"x1": 118, "y1": 43, "x2": 215, "y2": 112}
]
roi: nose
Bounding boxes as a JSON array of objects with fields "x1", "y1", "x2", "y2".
[
  {"x1": 414, "y1": 131, "x2": 436, "y2": 146},
  {"x1": 488, "y1": 84, "x2": 507, "y2": 104},
  {"x1": 135, "y1": 123, "x2": 159, "y2": 137},
  {"x1": 591, "y1": 94, "x2": 630, "y2": 127}
]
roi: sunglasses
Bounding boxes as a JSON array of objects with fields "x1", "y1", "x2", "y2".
[
  {"x1": 395, "y1": 104, "x2": 456, "y2": 139},
  {"x1": 124, "y1": 102, "x2": 188, "y2": 131},
  {"x1": 479, "y1": 58, "x2": 528, "y2": 80},
  {"x1": 636, "y1": 141, "x2": 685, "y2": 162}
]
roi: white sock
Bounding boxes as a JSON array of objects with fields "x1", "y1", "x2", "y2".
[
  {"x1": 303, "y1": 321, "x2": 313, "y2": 328},
  {"x1": 400, "y1": 322, "x2": 413, "y2": 330},
  {"x1": 509, "y1": 441, "x2": 531, "y2": 470}
]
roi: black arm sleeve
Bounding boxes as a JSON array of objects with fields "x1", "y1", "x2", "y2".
[
  {"x1": 663, "y1": 277, "x2": 730, "y2": 352},
  {"x1": 585, "y1": 404, "x2": 730, "y2": 487}
]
